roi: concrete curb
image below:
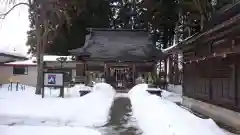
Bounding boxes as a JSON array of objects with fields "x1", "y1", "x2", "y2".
[{"x1": 182, "y1": 96, "x2": 240, "y2": 131}]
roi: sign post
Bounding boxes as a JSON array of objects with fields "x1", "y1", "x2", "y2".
[{"x1": 43, "y1": 72, "x2": 64, "y2": 98}]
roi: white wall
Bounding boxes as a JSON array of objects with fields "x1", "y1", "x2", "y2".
[
  {"x1": 0, "y1": 65, "x2": 76, "y2": 87},
  {"x1": 0, "y1": 66, "x2": 37, "y2": 87}
]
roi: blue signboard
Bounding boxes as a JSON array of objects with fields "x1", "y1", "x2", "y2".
[{"x1": 48, "y1": 75, "x2": 56, "y2": 84}]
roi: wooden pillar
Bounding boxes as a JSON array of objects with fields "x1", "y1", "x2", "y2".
[
  {"x1": 104, "y1": 63, "x2": 108, "y2": 79},
  {"x1": 76, "y1": 63, "x2": 84, "y2": 76},
  {"x1": 164, "y1": 59, "x2": 168, "y2": 83},
  {"x1": 168, "y1": 55, "x2": 173, "y2": 84},
  {"x1": 132, "y1": 64, "x2": 136, "y2": 85},
  {"x1": 83, "y1": 62, "x2": 86, "y2": 76},
  {"x1": 83, "y1": 62, "x2": 87, "y2": 84}
]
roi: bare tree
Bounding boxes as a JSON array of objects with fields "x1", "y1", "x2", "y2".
[
  {"x1": 192, "y1": 0, "x2": 213, "y2": 30},
  {"x1": 0, "y1": 0, "x2": 82, "y2": 95}
]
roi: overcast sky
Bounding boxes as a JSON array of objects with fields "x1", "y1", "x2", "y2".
[{"x1": 0, "y1": 0, "x2": 29, "y2": 56}]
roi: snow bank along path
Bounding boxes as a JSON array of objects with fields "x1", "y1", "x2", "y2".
[
  {"x1": 0, "y1": 83, "x2": 115, "y2": 127},
  {"x1": 128, "y1": 84, "x2": 227, "y2": 135},
  {"x1": 0, "y1": 125, "x2": 101, "y2": 135}
]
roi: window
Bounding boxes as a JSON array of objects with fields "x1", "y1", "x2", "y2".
[{"x1": 13, "y1": 66, "x2": 28, "y2": 75}]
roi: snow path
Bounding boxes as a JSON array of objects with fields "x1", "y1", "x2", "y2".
[
  {"x1": 129, "y1": 84, "x2": 228, "y2": 135},
  {"x1": 98, "y1": 97, "x2": 142, "y2": 135}
]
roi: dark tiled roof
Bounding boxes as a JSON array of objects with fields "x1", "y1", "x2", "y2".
[{"x1": 69, "y1": 29, "x2": 166, "y2": 61}]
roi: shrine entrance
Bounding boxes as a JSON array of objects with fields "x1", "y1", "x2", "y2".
[{"x1": 107, "y1": 66, "x2": 134, "y2": 89}]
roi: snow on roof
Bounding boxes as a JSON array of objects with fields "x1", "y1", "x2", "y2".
[
  {"x1": 43, "y1": 55, "x2": 73, "y2": 62},
  {"x1": 4, "y1": 59, "x2": 36, "y2": 66},
  {"x1": 0, "y1": 50, "x2": 27, "y2": 59},
  {"x1": 162, "y1": 42, "x2": 178, "y2": 53},
  {"x1": 162, "y1": 34, "x2": 197, "y2": 53},
  {"x1": 4, "y1": 55, "x2": 73, "y2": 66}
]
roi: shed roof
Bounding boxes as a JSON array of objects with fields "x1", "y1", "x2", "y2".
[
  {"x1": 69, "y1": 29, "x2": 166, "y2": 61},
  {"x1": 4, "y1": 55, "x2": 73, "y2": 66},
  {"x1": 0, "y1": 51, "x2": 27, "y2": 63}
]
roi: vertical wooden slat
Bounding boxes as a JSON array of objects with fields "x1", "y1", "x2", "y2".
[
  {"x1": 83, "y1": 62, "x2": 86, "y2": 76},
  {"x1": 237, "y1": 64, "x2": 240, "y2": 109},
  {"x1": 104, "y1": 63, "x2": 108, "y2": 77},
  {"x1": 233, "y1": 63, "x2": 238, "y2": 107},
  {"x1": 132, "y1": 64, "x2": 136, "y2": 85}
]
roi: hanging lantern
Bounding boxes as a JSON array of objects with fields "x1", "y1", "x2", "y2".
[
  {"x1": 213, "y1": 53, "x2": 216, "y2": 57},
  {"x1": 223, "y1": 53, "x2": 227, "y2": 58}
]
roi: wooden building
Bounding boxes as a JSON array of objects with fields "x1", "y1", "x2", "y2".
[
  {"x1": 165, "y1": 3, "x2": 240, "y2": 111},
  {"x1": 69, "y1": 28, "x2": 166, "y2": 89}
]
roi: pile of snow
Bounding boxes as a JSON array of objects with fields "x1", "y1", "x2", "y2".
[
  {"x1": 0, "y1": 83, "x2": 115, "y2": 127},
  {"x1": 69, "y1": 83, "x2": 116, "y2": 127},
  {"x1": 129, "y1": 84, "x2": 227, "y2": 135},
  {"x1": 162, "y1": 90, "x2": 183, "y2": 103},
  {"x1": 65, "y1": 84, "x2": 92, "y2": 97},
  {"x1": 167, "y1": 84, "x2": 183, "y2": 95},
  {"x1": 0, "y1": 125, "x2": 101, "y2": 135}
]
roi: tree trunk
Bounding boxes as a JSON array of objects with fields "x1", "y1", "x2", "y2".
[
  {"x1": 36, "y1": 33, "x2": 44, "y2": 95},
  {"x1": 36, "y1": 15, "x2": 48, "y2": 95},
  {"x1": 59, "y1": 63, "x2": 64, "y2": 98},
  {"x1": 35, "y1": 13, "x2": 42, "y2": 95},
  {"x1": 35, "y1": 46, "x2": 42, "y2": 95}
]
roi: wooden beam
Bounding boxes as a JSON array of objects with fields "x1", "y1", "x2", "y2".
[{"x1": 204, "y1": 24, "x2": 240, "y2": 43}]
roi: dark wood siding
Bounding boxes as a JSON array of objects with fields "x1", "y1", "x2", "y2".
[
  {"x1": 237, "y1": 63, "x2": 240, "y2": 109},
  {"x1": 87, "y1": 65, "x2": 104, "y2": 71},
  {"x1": 180, "y1": 4, "x2": 240, "y2": 111},
  {"x1": 210, "y1": 58, "x2": 235, "y2": 107},
  {"x1": 183, "y1": 54, "x2": 240, "y2": 111}
]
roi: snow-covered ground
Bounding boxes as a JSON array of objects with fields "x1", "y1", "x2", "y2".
[
  {"x1": 1, "y1": 82, "x2": 236, "y2": 135},
  {"x1": 0, "y1": 125, "x2": 101, "y2": 135},
  {"x1": 167, "y1": 84, "x2": 183, "y2": 95},
  {"x1": 129, "y1": 84, "x2": 228, "y2": 135},
  {"x1": 147, "y1": 87, "x2": 182, "y2": 103},
  {"x1": 0, "y1": 83, "x2": 116, "y2": 135}
]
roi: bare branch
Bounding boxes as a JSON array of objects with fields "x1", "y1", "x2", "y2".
[
  {"x1": 0, "y1": 2, "x2": 30, "y2": 19},
  {"x1": 28, "y1": 0, "x2": 32, "y2": 6}
]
